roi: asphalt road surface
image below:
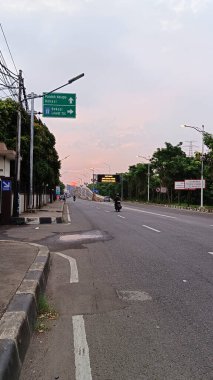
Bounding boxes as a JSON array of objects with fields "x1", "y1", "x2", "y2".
[{"x1": 16, "y1": 199, "x2": 213, "y2": 380}]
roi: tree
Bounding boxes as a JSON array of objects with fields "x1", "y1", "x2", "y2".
[{"x1": 0, "y1": 99, "x2": 61, "y2": 205}]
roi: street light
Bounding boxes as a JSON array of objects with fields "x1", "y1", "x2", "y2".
[
  {"x1": 27, "y1": 73, "x2": 84, "y2": 210},
  {"x1": 89, "y1": 168, "x2": 95, "y2": 193},
  {"x1": 137, "y1": 155, "x2": 151, "y2": 202},
  {"x1": 180, "y1": 124, "x2": 205, "y2": 208}
]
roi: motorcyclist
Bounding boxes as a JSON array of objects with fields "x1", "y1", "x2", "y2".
[
  {"x1": 73, "y1": 195, "x2": 76, "y2": 201},
  {"x1": 114, "y1": 193, "x2": 121, "y2": 210},
  {"x1": 114, "y1": 193, "x2": 121, "y2": 204}
]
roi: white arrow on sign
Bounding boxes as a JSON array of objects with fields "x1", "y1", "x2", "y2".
[
  {"x1": 68, "y1": 97, "x2": 74, "y2": 104},
  {"x1": 2, "y1": 181, "x2": 10, "y2": 189},
  {"x1": 67, "y1": 109, "x2": 74, "y2": 114}
]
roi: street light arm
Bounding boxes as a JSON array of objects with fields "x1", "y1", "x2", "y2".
[
  {"x1": 60, "y1": 154, "x2": 71, "y2": 162},
  {"x1": 137, "y1": 154, "x2": 150, "y2": 162},
  {"x1": 27, "y1": 73, "x2": 85, "y2": 99},
  {"x1": 181, "y1": 124, "x2": 204, "y2": 134}
]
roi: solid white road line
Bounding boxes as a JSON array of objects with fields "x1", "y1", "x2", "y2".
[
  {"x1": 67, "y1": 204, "x2": 71, "y2": 223},
  {"x1": 208, "y1": 252, "x2": 213, "y2": 255},
  {"x1": 118, "y1": 215, "x2": 125, "y2": 219},
  {"x1": 142, "y1": 225, "x2": 160, "y2": 233},
  {"x1": 124, "y1": 206, "x2": 176, "y2": 219},
  {"x1": 105, "y1": 210, "x2": 110, "y2": 213},
  {"x1": 72, "y1": 315, "x2": 92, "y2": 380},
  {"x1": 54, "y1": 252, "x2": 79, "y2": 283}
]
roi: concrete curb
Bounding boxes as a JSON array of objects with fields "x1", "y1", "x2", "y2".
[
  {"x1": 0, "y1": 243, "x2": 50, "y2": 380},
  {"x1": 10, "y1": 216, "x2": 63, "y2": 225}
]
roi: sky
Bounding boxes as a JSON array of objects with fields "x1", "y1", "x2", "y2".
[{"x1": 1, "y1": 0, "x2": 213, "y2": 185}]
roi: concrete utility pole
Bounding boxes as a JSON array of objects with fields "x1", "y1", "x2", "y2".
[
  {"x1": 13, "y1": 69, "x2": 22, "y2": 217},
  {"x1": 29, "y1": 93, "x2": 35, "y2": 210}
]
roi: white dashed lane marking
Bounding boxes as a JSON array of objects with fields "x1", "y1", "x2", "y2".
[
  {"x1": 73, "y1": 315, "x2": 92, "y2": 380},
  {"x1": 142, "y1": 225, "x2": 160, "y2": 233},
  {"x1": 54, "y1": 252, "x2": 92, "y2": 379}
]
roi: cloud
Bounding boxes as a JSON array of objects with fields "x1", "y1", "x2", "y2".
[
  {"x1": 158, "y1": 0, "x2": 210, "y2": 14},
  {"x1": 160, "y1": 19, "x2": 182, "y2": 31},
  {"x1": 0, "y1": 0, "x2": 81, "y2": 12}
]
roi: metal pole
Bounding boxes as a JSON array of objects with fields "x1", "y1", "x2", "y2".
[
  {"x1": 29, "y1": 93, "x2": 34, "y2": 209},
  {"x1": 201, "y1": 125, "x2": 204, "y2": 208},
  {"x1": 92, "y1": 170, "x2": 95, "y2": 193},
  {"x1": 13, "y1": 70, "x2": 22, "y2": 217},
  {"x1": 121, "y1": 174, "x2": 124, "y2": 201},
  {"x1": 147, "y1": 162, "x2": 150, "y2": 202}
]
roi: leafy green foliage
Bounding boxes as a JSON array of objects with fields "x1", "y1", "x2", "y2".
[{"x1": 0, "y1": 99, "x2": 61, "y2": 195}]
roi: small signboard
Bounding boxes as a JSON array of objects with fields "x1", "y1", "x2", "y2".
[
  {"x1": 55, "y1": 186, "x2": 60, "y2": 195},
  {"x1": 2, "y1": 180, "x2": 11, "y2": 191},
  {"x1": 175, "y1": 181, "x2": 185, "y2": 190}
]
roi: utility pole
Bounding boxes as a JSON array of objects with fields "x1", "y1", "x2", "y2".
[
  {"x1": 29, "y1": 93, "x2": 35, "y2": 209},
  {"x1": 13, "y1": 69, "x2": 22, "y2": 217}
]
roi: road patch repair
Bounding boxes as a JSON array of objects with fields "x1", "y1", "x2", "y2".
[
  {"x1": 59, "y1": 230, "x2": 104, "y2": 243},
  {"x1": 117, "y1": 290, "x2": 152, "y2": 302},
  {"x1": 0, "y1": 241, "x2": 50, "y2": 380}
]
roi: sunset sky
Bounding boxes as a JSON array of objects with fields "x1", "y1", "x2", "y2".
[{"x1": 1, "y1": 0, "x2": 212, "y2": 185}]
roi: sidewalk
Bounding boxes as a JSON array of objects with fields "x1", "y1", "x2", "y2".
[
  {"x1": 11, "y1": 199, "x2": 65, "y2": 225},
  {"x1": 0, "y1": 240, "x2": 50, "y2": 380}
]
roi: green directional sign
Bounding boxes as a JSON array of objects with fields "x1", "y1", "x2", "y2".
[{"x1": 43, "y1": 92, "x2": 76, "y2": 118}]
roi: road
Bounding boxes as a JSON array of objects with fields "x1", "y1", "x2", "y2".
[{"x1": 9, "y1": 199, "x2": 213, "y2": 379}]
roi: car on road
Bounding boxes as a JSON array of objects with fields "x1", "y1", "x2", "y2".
[{"x1": 103, "y1": 196, "x2": 111, "y2": 202}]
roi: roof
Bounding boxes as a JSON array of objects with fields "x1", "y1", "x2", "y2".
[{"x1": 0, "y1": 142, "x2": 16, "y2": 160}]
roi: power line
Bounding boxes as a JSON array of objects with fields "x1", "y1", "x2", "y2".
[
  {"x1": 0, "y1": 23, "x2": 18, "y2": 74},
  {"x1": 0, "y1": 53, "x2": 18, "y2": 100}
]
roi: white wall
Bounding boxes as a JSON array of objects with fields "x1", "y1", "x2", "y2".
[{"x1": 0, "y1": 157, "x2": 10, "y2": 177}]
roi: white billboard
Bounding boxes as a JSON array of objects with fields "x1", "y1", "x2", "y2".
[
  {"x1": 185, "y1": 179, "x2": 206, "y2": 189},
  {"x1": 175, "y1": 179, "x2": 206, "y2": 190}
]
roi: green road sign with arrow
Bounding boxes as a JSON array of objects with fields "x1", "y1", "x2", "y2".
[{"x1": 43, "y1": 92, "x2": 76, "y2": 118}]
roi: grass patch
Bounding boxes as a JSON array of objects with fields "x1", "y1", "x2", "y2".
[{"x1": 35, "y1": 294, "x2": 58, "y2": 333}]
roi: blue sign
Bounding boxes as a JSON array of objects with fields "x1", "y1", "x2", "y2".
[{"x1": 2, "y1": 180, "x2": 12, "y2": 191}]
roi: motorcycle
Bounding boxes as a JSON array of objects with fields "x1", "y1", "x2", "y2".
[
  {"x1": 114, "y1": 200, "x2": 122, "y2": 212},
  {"x1": 73, "y1": 195, "x2": 76, "y2": 201}
]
